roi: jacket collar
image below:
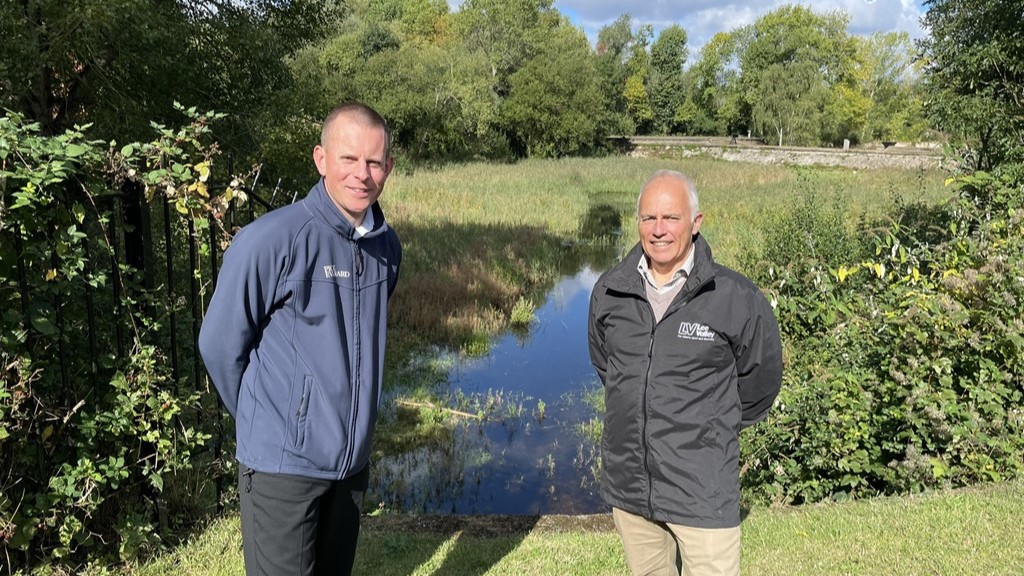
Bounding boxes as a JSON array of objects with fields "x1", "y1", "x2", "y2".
[
  {"x1": 605, "y1": 234, "x2": 716, "y2": 298},
  {"x1": 304, "y1": 178, "x2": 390, "y2": 240}
]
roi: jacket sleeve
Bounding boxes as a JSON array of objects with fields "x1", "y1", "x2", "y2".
[
  {"x1": 734, "y1": 289, "x2": 783, "y2": 429},
  {"x1": 198, "y1": 227, "x2": 282, "y2": 419},
  {"x1": 588, "y1": 282, "x2": 608, "y2": 385}
]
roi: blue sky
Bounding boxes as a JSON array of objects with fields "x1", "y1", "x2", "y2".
[{"x1": 448, "y1": 1, "x2": 929, "y2": 57}]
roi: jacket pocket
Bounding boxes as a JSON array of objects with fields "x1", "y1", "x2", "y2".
[{"x1": 293, "y1": 375, "x2": 313, "y2": 449}]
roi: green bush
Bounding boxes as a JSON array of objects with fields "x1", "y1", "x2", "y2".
[
  {"x1": 740, "y1": 169, "x2": 871, "y2": 338},
  {"x1": 743, "y1": 165, "x2": 1024, "y2": 504}
]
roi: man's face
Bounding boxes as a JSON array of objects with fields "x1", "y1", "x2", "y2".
[
  {"x1": 637, "y1": 176, "x2": 703, "y2": 277},
  {"x1": 313, "y1": 114, "x2": 393, "y2": 226}
]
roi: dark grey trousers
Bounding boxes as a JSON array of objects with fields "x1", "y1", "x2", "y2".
[{"x1": 238, "y1": 463, "x2": 368, "y2": 576}]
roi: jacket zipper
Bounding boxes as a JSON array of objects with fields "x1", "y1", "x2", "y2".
[
  {"x1": 345, "y1": 241, "x2": 364, "y2": 475},
  {"x1": 643, "y1": 321, "x2": 655, "y2": 517}
]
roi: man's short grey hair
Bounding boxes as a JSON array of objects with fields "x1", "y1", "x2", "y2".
[
  {"x1": 321, "y1": 102, "x2": 392, "y2": 158},
  {"x1": 636, "y1": 170, "x2": 700, "y2": 223}
]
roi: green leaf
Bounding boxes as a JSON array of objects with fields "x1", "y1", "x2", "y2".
[
  {"x1": 65, "y1": 143, "x2": 89, "y2": 157},
  {"x1": 31, "y1": 314, "x2": 58, "y2": 336}
]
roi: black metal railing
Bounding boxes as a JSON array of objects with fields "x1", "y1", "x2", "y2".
[{"x1": 5, "y1": 164, "x2": 292, "y2": 515}]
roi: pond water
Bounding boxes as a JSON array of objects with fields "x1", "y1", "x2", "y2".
[{"x1": 371, "y1": 264, "x2": 614, "y2": 515}]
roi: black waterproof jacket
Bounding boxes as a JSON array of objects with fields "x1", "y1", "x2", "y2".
[{"x1": 588, "y1": 235, "x2": 782, "y2": 528}]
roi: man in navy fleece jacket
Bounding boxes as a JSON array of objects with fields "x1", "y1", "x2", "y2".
[{"x1": 199, "y1": 102, "x2": 401, "y2": 576}]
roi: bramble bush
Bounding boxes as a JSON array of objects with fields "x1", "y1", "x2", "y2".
[
  {"x1": 0, "y1": 107, "x2": 240, "y2": 569},
  {"x1": 742, "y1": 164, "x2": 1024, "y2": 504}
]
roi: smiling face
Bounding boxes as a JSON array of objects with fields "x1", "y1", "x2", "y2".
[
  {"x1": 637, "y1": 175, "x2": 703, "y2": 280},
  {"x1": 313, "y1": 111, "x2": 393, "y2": 226}
]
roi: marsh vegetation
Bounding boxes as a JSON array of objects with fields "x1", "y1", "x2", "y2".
[{"x1": 367, "y1": 154, "x2": 951, "y2": 514}]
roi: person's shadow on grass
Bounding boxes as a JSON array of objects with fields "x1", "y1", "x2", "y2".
[{"x1": 354, "y1": 514, "x2": 540, "y2": 575}]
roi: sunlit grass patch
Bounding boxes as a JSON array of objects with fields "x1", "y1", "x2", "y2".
[
  {"x1": 133, "y1": 481, "x2": 1024, "y2": 575},
  {"x1": 509, "y1": 296, "x2": 537, "y2": 328}
]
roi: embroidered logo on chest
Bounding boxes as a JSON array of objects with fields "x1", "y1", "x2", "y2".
[
  {"x1": 677, "y1": 322, "x2": 715, "y2": 342},
  {"x1": 323, "y1": 265, "x2": 350, "y2": 279}
]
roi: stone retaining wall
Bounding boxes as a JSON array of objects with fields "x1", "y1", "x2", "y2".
[{"x1": 629, "y1": 142, "x2": 944, "y2": 171}]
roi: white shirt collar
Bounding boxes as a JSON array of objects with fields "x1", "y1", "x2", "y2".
[
  {"x1": 637, "y1": 244, "x2": 695, "y2": 293},
  {"x1": 354, "y1": 209, "x2": 375, "y2": 238}
]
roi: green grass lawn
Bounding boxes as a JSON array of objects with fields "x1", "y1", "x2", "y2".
[
  {"x1": 132, "y1": 480, "x2": 1024, "y2": 575},
  {"x1": 741, "y1": 481, "x2": 1024, "y2": 575}
]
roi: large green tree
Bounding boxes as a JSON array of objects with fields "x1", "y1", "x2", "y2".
[
  {"x1": 361, "y1": 0, "x2": 450, "y2": 42},
  {"x1": 289, "y1": 0, "x2": 586, "y2": 164},
  {"x1": 450, "y1": 0, "x2": 566, "y2": 155},
  {"x1": 0, "y1": 0, "x2": 340, "y2": 150},
  {"x1": 280, "y1": 1, "x2": 500, "y2": 174},
  {"x1": 752, "y1": 60, "x2": 826, "y2": 146},
  {"x1": 855, "y1": 31, "x2": 926, "y2": 143},
  {"x1": 649, "y1": 24, "x2": 688, "y2": 134},
  {"x1": 738, "y1": 5, "x2": 858, "y2": 144},
  {"x1": 502, "y1": 21, "x2": 607, "y2": 156},
  {"x1": 594, "y1": 14, "x2": 635, "y2": 135},
  {"x1": 453, "y1": 0, "x2": 558, "y2": 96},
  {"x1": 920, "y1": 0, "x2": 1024, "y2": 169},
  {"x1": 687, "y1": 32, "x2": 744, "y2": 135},
  {"x1": 359, "y1": 43, "x2": 502, "y2": 161},
  {"x1": 623, "y1": 24, "x2": 654, "y2": 133}
]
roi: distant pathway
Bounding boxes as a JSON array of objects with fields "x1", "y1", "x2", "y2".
[{"x1": 618, "y1": 136, "x2": 944, "y2": 171}]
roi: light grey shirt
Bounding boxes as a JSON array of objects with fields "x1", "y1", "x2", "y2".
[{"x1": 638, "y1": 244, "x2": 695, "y2": 323}]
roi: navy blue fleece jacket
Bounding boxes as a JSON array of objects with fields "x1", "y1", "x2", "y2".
[{"x1": 199, "y1": 179, "x2": 400, "y2": 481}]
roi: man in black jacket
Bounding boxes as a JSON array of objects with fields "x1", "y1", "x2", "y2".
[{"x1": 588, "y1": 170, "x2": 783, "y2": 576}]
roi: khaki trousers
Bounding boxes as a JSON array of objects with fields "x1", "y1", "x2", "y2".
[{"x1": 612, "y1": 507, "x2": 740, "y2": 576}]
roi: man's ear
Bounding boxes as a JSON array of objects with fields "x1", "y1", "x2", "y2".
[
  {"x1": 692, "y1": 212, "x2": 704, "y2": 236},
  {"x1": 313, "y1": 144, "x2": 327, "y2": 177}
]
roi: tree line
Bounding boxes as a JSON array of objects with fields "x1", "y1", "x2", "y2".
[{"x1": 4, "y1": 0, "x2": 943, "y2": 187}]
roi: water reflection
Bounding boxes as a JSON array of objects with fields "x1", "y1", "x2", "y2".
[{"x1": 371, "y1": 265, "x2": 611, "y2": 515}]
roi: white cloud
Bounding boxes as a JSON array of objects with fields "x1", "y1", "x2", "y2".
[
  {"x1": 549, "y1": 266, "x2": 603, "y2": 311},
  {"x1": 445, "y1": 0, "x2": 926, "y2": 56},
  {"x1": 553, "y1": 0, "x2": 926, "y2": 55}
]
